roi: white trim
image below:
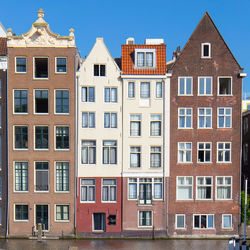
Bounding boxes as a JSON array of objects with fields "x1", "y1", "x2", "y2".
[
  {"x1": 54, "y1": 204, "x2": 70, "y2": 222},
  {"x1": 34, "y1": 204, "x2": 50, "y2": 232},
  {"x1": 175, "y1": 214, "x2": 186, "y2": 229},
  {"x1": 13, "y1": 125, "x2": 29, "y2": 151},
  {"x1": 197, "y1": 76, "x2": 213, "y2": 96},
  {"x1": 215, "y1": 176, "x2": 233, "y2": 200},
  {"x1": 177, "y1": 142, "x2": 192, "y2": 163},
  {"x1": 217, "y1": 107, "x2": 232, "y2": 128},
  {"x1": 34, "y1": 125, "x2": 49, "y2": 151},
  {"x1": 34, "y1": 161, "x2": 49, "y2": 193},
  {"x1": 13, "y1": 89, "x2": 28, "y2": 115},
  {"x1": 217, "y1": 76, "x2": 233, "y2": 96},
  {"x1": 176, "y1": 176, "x2": 193, "y2": 200},
  {"x1": 216, "y1": 142, "x2": 232, "y2": 163},
  {"x1": 15, "y1": 56, "x2": 27, "y2": 74},
  {"x1": 178, "y1": 77, "x2": 193, "y2": 96},
  {"x1": 138, "y1": 210, "x2": 153, "y2": 228},
  {"x1": 193, "y1": 214, "x2": 214, "y2": 229},
  {"x1": 197, "y1": 142, "x2": 212, "y2": 163},
  {"x1": 54, "y1": 125, "x2": 70, "y2": 151},
  {"x1": 54, "y1": 89, "x2": 70, "y2": 115},
  {"x1": 80, "y1": 178, "x2": 96, "y2": 203},
  {"x1": 54, "y1": 161, "x2": 70, "y2": 193},
  {"x1": 201, "y1": 43, "x2": 211, "y2": 58},
  {"x1": 101, "y1": 178, "x2": 117, "y2": 203},
  {"x1": 33, "y1": 57, "x2": 49, "y2": 80},
  {"x1": 178, "y1": 108, "x2": 193, "y2": 129},
  {"x1": 134, "y1": 48, "x2": 156, "y2": 69},
  {"x1": 14, "y1": 204, "x2": 29, "y2": 222},
  {"x1": 222, "y1": 214, "x2": 233, "y2": 229},
  {"x1": 33, "y1": 89, "x2": 49, "y2": 115},
  {"x1": 13, "y1": 161, "x2": 29, "y2": 193},
  {"x1": 197, "y1": 107, "x2": 212, "y2": 129},
  {"x1": 55, "y1": 57, "x2": 67, "y2": 74},
  {"x1": 195, "y1": 176, "x2": 213, "y2": 200}
]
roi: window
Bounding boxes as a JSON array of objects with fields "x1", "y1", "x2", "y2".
[
  {"x1": 104, "y1": 113, "x2": 117, "y2": 128},
  {"x1": 15, "y1": 162, "x2": 28, "y2": 191},
  {"x1": 130, "y1": 147, "x2": 141, "y2": 168},
  {"x1": 218, "y1": 108, "x2": 232, "y2": 128},
  {"x1": 15, "y1": 205, "x2": 28, "y2": 221},
  {"x1": 135, "y1": 49, "x2": 155, "y2": 68},
  {"x1": 130, "y1": 115, "x2": 141, "y2": 136},
  {"x1": 56, "y1": 205, "x2": 69, "y2": 221},
  {"x1": 150, "y1": 146, "x2": 161, "y2": 168},
  {"x1": 216, "y1": 176, "x2": 232, "y2": 200},
  {"x1": 105, "y1": 88, "x2": 117, "y2": 103},
  {"x1": 196, "y1": 177, "x2": 212, "y2": 200},
  {"x1": 128, "y1": 82, "x2": 135, "y2": 98},
  {"x1": 94, "y1": 64, "x2": 105, "y2": 76},
  {"x1": 82, "y1": 112, "x2": 95, "y2": 128},
  {"x1": 102, "y1": 179, "x2": 117, "y2": 202},
  {"x1": 198, "y1": 142, "x2": 211, "y2": 163},
  {"x1": 243, "y1": 117, "x2": 248, "y2": 135},
  {"x1": 108, "y1": 215, "x2": 116, "y2": 225},
  {"x1": 198, "y1": 77, "x2": 212, "y2": 95},
  {"x1": 177, "y1": 176, "x2": 193, "y2": 200},
  {"x1": 82, "y1": 87, "x2": 95, "y2": 102},
  {"x1": 243, "y1": 143, "x2": 248, "y2": 165},
  {"x1": 103, "y1": 141, "x2": 117, "y2": 164},
  {"x1": 198, "y1": 108, "x2": 212, "y2": 128},
  {"x1": 176, "y1": 215, "x2": 185, "y2": 229},
  {"x1": 15, "y1": 57, "x2": 27, "y2": 73},
  {"x1": 14, "y1": 126, "x2": 28, "y2": 149},
  {"x1": 55, "y1": 126, "x2": 69, "y2": 150},
  {"x1": 56, "y1": 162, "x2": 69, "y2": 192},
  {"x1": 55, "y1": 90, "x2": 69, "y2": 114},
  {"x1": 35, "y1": 90, "x2": 48, "y2": 114},
  {"x1": 156, "y1": 82, "x2": 162, "y2": 98},
  {"x1": 217, "y1": 142, "x2": 231, "y2": 163},
  {"x1": 178, "y1": 77, "x2": 192, "y2": 95},
  {"x1": 56, "y1": 57, "x2": 67, "y2": 73},
  {"x1": 35, "y1": 126, "x2": 48, "y2": 149},
  {"x1": 35, "y1": 162, "x2": 49, "y2": 191},
  {"x1": 140, "y1": 82, "x2": 150, "y2": 98},
  {"x1": 128, "y1": 178, "x2": 162, "y2": 200},
  {"x1": 178, "y1": 142, "x2": 192, "y2": 163},
  {"x1": 81, "y1": 140, "x2": 96, "y2": 164},
  {"x1": 14, "y1": 89, "x2": 28, "y2": 113},
  {"x1": 194, "y1": 214, "x2": 214, "y2": 229},
  {"x1": 222, "y1": 214, "x2": 232, "y2": 229},
  {"x1": 34, "y1": 57, "x2": 48, "y2": 79},
  {"x1": 218, "y1": 77, "x2": 232, "y2": 95},
  {"x1": 81, "y1": 179, "x2": 95, "y2": 202},
  {"x1": 178, "y1": 108, "x2": 192, "y2": 128},
  {"x1": 150, "y1": 114, "x2": 161, "y2": 136},
  {"x1": 201, "y1": 43, "x2": 211, "y2": 58},
  {"x1": 139, "y1": 211, "x2": 152, "y2": 227}
]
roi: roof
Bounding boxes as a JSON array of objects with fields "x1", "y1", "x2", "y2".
[
  {"x1": 121, "y1": 44, "x2": 166, "y2": 75},
  {"x1": 0, "y1": 38, "x2": 7, "y2": 55}
]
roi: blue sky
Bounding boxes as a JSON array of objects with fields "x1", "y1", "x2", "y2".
[{"x1": 1, "y1": 0, "x2": 250, "y2": 94}]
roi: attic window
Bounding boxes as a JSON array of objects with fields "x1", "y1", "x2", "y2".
[
  {"x1": 94, "y1": 64, "x2": 105, "y2": 76},
  {"x1": 34, "y1": 57, "x2": 48, "y2": 79},
  {"x1": 134, "y1": 49, "x2": 156, "y2": 69},
  {"x1": 201, "y1": 43, "x2": 211, "y2": 58},
  {"x1": 218, "y1": 77, "x2": 232, "y2": 95}
]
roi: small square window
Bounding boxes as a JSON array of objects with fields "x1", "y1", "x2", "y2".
[
  {"x1": 201, "y1": 43, "x2": 211, "y2": 58},
  {"x1": 34, "y1": 57, "x2": 48, "y2": 79},
  {"x1": 16, "y1": 57, "x2": 27, "y2": 73},
  {"x1": 218, "y1": 77, "x2": 232, "y2": 95},
  {"x1": 56, "y1": 57, "x2": 67, "y2": 73},
  {"x1": 176, "y1": 215, "x2": 185, "y2": 229},
  {"x1": 94, "y1": 64, "x2": 105, "y2": 76},
  {"x1": 56, "y1": 205, "x2": 69, "y2": 221},
  {"x1": 15, "y1": 205, "x2": 29, "y2": 221}
]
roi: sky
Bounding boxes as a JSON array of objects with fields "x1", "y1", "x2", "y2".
[{"x1": 1, "y1": 0, "x2": 250, "y2": 94}]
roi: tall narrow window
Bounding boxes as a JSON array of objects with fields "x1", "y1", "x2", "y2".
[
  {"x1": 35, "y1": 126, "x2": 48, "y2": 149},
  {"x1": 14, "y1": 126, "x2": 28, "y2": 149},
  {"x1": 55, "y1": 90, "x2": 69, "y2": 114},
  {"x1": 102, "y1": 179, "x2": 117, "y2": 202},
  {"x1": 81, "y1": 179, "x2": 95, "y2": 202},
  {"x1": 82, "y1": 87, "x2": 95, "y2": 102},
  {"x1": 35, "y1": 90, "x2": 48, "y2": 114},
  {"x1": 14, "y1": 90, "x2": 28, "y2": 113},
  {"x1": 16, "y1": 57, "x2": 27, "y2": 73},
  {"x1": 128, "y1": 82, "x2": 135, "y2": 98},
  {"x1": 201, "y1": 43, "x2": 211, "y2": 58},
  {"x1": 34, "y1": 57, "x2": 48, "y2": 79},
  {"x1": 82, "y1": 112, "x2": 95, "y2": 128},
  {"x1": 150, "y1": 114, "x2": 161, "y2": 136},
  {"x1": 156, "y1": 82, "x2": 162, "y2": 98},
  {"x1": 81, "y1": 140, "x2": 96, "y2": 164},
  {"x1": 139, "y1": 178, "x2": 152, "y2": 204},
  {"x1": 150, "y1": 146, "x2": 161, "y2": 168},
  {"x1": 55, "y1": 126, "x2": 69, "y2": 150},
  {"x1": 130, "y1": 147, "x2": 141, "y2": 168},
  {"x1": 103, "y1": 141, "x2": 117, "y2": 164},
  {"x1": 105, "y1": 88, "x2": 117, "y2": 103},
  {"x1": 56, "y1": 57, "x2": 67, "y2": 73},
  {"x1": 35, "y1": 162, "x2": 49, "y2": 191},
  {"x1": 130, "y1": 115, "x2": 141, "y2": 136},
  {"x1": 56, "y1": 162, "x2": 69, "y2": 192},
  {"x1": 104, "y1": 113, "x2": 117, "y2": 128},
  {"x1": 15, "y1": 162, "x2": 28, "y2": 191},
  {"x1": 140, "y1": 82, "x2": 150, "y2": 98}
]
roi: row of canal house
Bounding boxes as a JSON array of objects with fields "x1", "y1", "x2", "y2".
[{"x1": 0, "y1": 9, "x2": 246, "y2": 237}]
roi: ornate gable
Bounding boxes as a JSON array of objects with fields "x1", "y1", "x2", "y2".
[{"x1": 7, "y1": 9, "x2": 75, "y2": 48}]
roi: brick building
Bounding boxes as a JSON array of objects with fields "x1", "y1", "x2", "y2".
[
  {"x1": 167, "y1": 12, "x2": 246, "y2": 236},
  {"x1": 7, "y1": 9, "x2": 77, "y2": 236}
]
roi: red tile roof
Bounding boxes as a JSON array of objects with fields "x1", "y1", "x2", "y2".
[
  {"x1": 0, "y1": 38, "x2": 7, "y2": 56},
  {"x1": 121, "y1": 44, "x2": 166, "y2": 75}
]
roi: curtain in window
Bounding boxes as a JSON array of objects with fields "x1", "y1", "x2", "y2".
[
  {"x1": 128, "y1": 82, "x2": 135, "y2": 98},
  {"x1": 111, "y1": 88, "x2": 117, "y2": 102},
  {"x1": 89, "y1": 147, "x2": 96, "y2": 164},
  {"x1": 110, "y1": 186, "x2": 116, "y2": 201},
  {"x1": 130, "y1": 121, "x2": 140, "y2": 136},
  {"x1": 197, "y1": 187, "x2": 207, "y2": 199},
  {"x1": 89, "y1": 87, "x2": 95, "y2": 102},
  {"x1": 102, "y1": 186, "x2": 108, "y2": 201},
  {"x1": 140, "y1": 83, "x2": 150, "y2": 98},
  {"x1": 217, "y1": 187, "x2": 231, "y2": 199},
  {"x1": 154, "y1": 183, "x2": 162, "y2": 199},
  {"x1": 89, "y1": 186, "x2": 95, "y2": 201},
  {"x1": 104, "y1": 113, "x2": 110, "y2": 128},
  {"x1": 151, "y1": 121, "x2": 160, "y2": 136},
  {"x1": 146, "y1": 52, "x2": 153, "y2": 67},
  {"x1": 146, "y1": 211, "x2": 152, "y2": 226},
  {"x1": 137, "y1": 52, "x2": 144, "y2": 67},
  {"x1": 110, "y1": 147, "x2": 117, "y2": 164},
  {"x1": 81, "y1": 147, "x2": 88, "y2": 164},
  {"x1": 103, "y1": 147, "x2": 109, "y2": 164},
  {"x1": 105, "y1": 88, "x2": 110, "y2": 102},
  {"x1": 129, "y1": 183, "x2": 137, "y2": 199},
  {"x1": 178, "y1": 187, "x2": 191, "y2": 199},
  {"x1": 223, "y1": 215, "x2": 231, "y2": 228},
  {"x1": 82, "y1": 113, "x2": 88, "y2": 128},
  {"x1": 111, "y1": 113, "x2": 117, "y2": 128},
  {"x1": 89, "y1": 113, "x2": 95, "y2": 128},
  {"x1": 156, "y1": 82, "x2": 162, "y2": 98},
  {"x1": 81, "y1": 186, "x2": 87, "y2": 201},
  {"x1": 130, "y1": 153, "x2": 139, "y2": 167}
]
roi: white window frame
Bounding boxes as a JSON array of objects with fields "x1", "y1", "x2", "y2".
[
  {"x1": 55, "y1": 57, "x2": 67, "y2": 74},
  {"x1": 196, "y1": 176, "x2": 213, "y2": 200},
  {"x1": 193, "y1": 214, "x2": 214, "y2": 229},
  {"x1": 14, "y1": 161, "x2": 29, "y2": 193},
  {"x1": 217, "y1": 142, "x2": 231, "y2": 163},
  {"x1": 54, "y1": 89, "x2": 69, "y2": 115},
  {"x1": 34, "y1": 161, "x2": 49, "y2": 193},
  {"x1": 128, "y1": 82, "x2": 135, "y2": 98},
  {"x1": 156, "y1": 82, "x2": 163, "y2": 98},
  {"x1": 130, "y1": 114, "x2": 141, "y2": 137},
  {"x1": 33, "y1": 57, "x2": 49, "y2": 80},
  {"x1": 178, "y1": 108, "x2": 192, "y2": 129},
  {"x1": 217, "y1": 108, "x2": 232, "y2": 128},
  {"x1": 176, "y1": 176, "x2": 193, "y2": 200},
  {"x1": 130, "y1": 146, "x2": 141, "y2": 168},
  {"x1": 198, "y1": 108, "x2": 212, "y2": 129},
  {"x1": 150, "y1": 146, "x2": 161, "y2": 168},
  {"x1": 14, "y1": 204, "x2": 29, "y2": 222},
  {"x1": 81, "y1": 86, "x2": 95, "y2": 102},
  {"x1": 13, "y1": 89, "x2": 28, "y2": 114},
  {"x1": 216, "y1": 176, "x2": 232, "y2": 200},
  {"x1": 13, "y1": 125, "x2": 29, "y2": 150},
  {"x1": 54, "y1": 126, "x2": 70, "y2": 151},
  {"x1": 34, "y1": 89, "x2": 49, "y2": 115},
  {"x1": 134, "y1": 48, "x2": 156, "y2": 69},
  {"x1": 178, "y1": 77, "x2": 193, "y2": 96},
  {"x1": 150, "y1": 114, "x2": 162, "y2": 136},
  {"x1": 104, "y1": 87, "x2": 117, "y2": 103},
  {"x1": 54, "y1": 204, "x2": 70, "y2": 222},
  {"x1": 80, "y1": 178, "x2": 96, "y2": 203},
  {"x1": 82, "y1": 112, "x2": 95, "y2": 128},
  {"x1": 138, "y1": 210, "x2": 153, "y2": 228},
  {"x1": 104, "y1": 112, "x2": 117, "y2": 128},
  {"x1": 140, "y1": 82, "x2": 150, "y2": 98},
  {"x1": 222, "y1": 214, "x2": 232, "y2": 229},
  {"x1": 218, "y1": 76, "x2": 232, "y2": 96},
  {"x1": 15, "y1": 57, "x2": 27, "y2": 73},
  {"x1": 102, "y1": 140, "x2": 117, "y2": 165},
  {"x1": 201, "y1": 43, "x2": 211, "y2": 58},
  {"x1": 101, "y1": 178, "x2": 117, "y2": 203},
  {"x1": 178, "y1": 142, "x2": 192, "y2": 163},
  {"x1": 34, "y1": 125, "x2": 49, "y2": 151},
  {"x1": 197, "y1": 142, "x2": 212, "y2": 163},
  {"x1": 175, "y1": 214, "x2": 186, "y2": 229},
  {"x1": 81, "y1": 140, "x2": 96, "y2": 165},
  {"x1": 54, "y1": 161, "x2": 70, "y2": 193},
  {"x1": 198, "y1": 77, "x2": 212, "y2": 95}
]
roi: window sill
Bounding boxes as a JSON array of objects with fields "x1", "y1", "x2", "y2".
[
  {"x1": 33, "y1": 78, "x2": 49, "y2": 80},
  {"x1": 34, "y1": 113, "x2": 49, "y2": 115},
  {"x1": 217, "y1": 94, "x2": 233, "y2": 97},
  {"x1": 13, "y1": 148, "x2": 29, "y2": 151},
  {"x1": 13, "y1": 112, "x2": 28, "y2": 115},
  {"x1": 54, "y1": 113, "x2": 70, "y2": 115},
  {"x1": 15, "y1": 72, "x2": 27, "y2": 74},
  {"x1": 55, "y1": 220, "x2": 70, "y2": 223},
  {"x1": 80, "y1": 201, "x2": 96, "y2": 204},
  {"x1": 197, "y1": 94, "x2": 213, "y2": 96},
  {"x1": 55, "y1": 72, "x2": 67, "y2": 75}
]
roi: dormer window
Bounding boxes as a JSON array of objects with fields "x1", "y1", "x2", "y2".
[
  {"x1": 201, "y1": 43, "x2": 211, "y2": 58},
  {"x1": 135, "y1": 49, "x2": 156, "y2": 68}
]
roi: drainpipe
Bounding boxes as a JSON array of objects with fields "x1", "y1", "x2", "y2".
[
  {"x1": 121, "y1": 74, "x2": 123, "y2": 235},
  {"x1": 6, "y1": 60, "x2": 9, "y2": 238}
]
